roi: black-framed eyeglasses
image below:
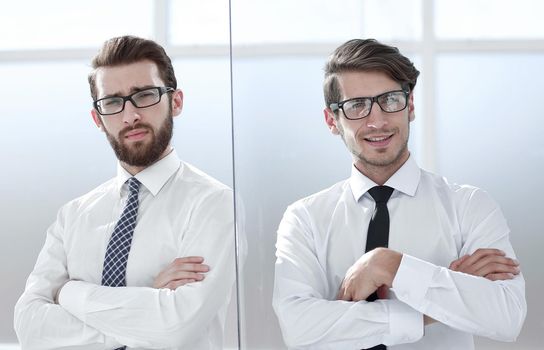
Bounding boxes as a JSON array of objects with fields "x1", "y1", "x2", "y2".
[
  {"x1": 93, "y1": 86, "x2": 175, "y2": 116},
  {"x1": 329, "y1": 89, "x2": 409, "y2": 120}
]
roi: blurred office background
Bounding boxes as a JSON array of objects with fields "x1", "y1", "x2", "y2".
[{"x1": 1, "y1": 0, "x2": 542, "y2": 349}]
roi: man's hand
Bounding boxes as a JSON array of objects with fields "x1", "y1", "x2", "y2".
[
  {"x1": 337, "y1": 248, "x2": 402, "y2": 302},
  {"x1": 449, "y1": 248, "x2": 520, "y2": 281},
  {"x1": 153, "y1": 256, "x2": 209, "y2": 290}
]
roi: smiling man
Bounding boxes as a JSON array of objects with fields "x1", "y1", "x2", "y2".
[
  {"x1": 273, "y1": 39, "x2": 526, "y2": 349},
  {"x1": 15, "y1": 36, "x2": 235, "y2": 349}
]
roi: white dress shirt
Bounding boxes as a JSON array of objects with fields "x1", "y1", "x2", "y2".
[
  {"x1": 273, "y1": 156, "x2": 526, "y2": 349},
  {"x1": 14, "y1": 150, "x2": 236, "y2": 350}
]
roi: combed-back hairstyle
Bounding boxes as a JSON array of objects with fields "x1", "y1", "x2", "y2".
[
  {"x1": 88, "y1": 35, "x2": 177, "y2": 100},
  {"x1": 323, "y1": 38, "x2": 420, "y2": 109}
]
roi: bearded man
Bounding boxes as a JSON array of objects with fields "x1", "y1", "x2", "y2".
[{"x1": 15, "y1": 36, "x2": 235, "y2": 350}]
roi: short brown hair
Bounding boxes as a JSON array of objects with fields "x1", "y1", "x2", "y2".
[
  {"x1": 88, "y1": 36, "x2": 177, "y2": 100},
  {"x1": 323, "y1": 38, "x2": 420, "y2": 108}
]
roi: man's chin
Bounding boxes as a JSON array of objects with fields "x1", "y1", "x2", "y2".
[
  {"x1": 360, "y1": 149, "x2": 408, "y2": 168},
  {"x1": 122, "y1": 154, "x2": 157, "y2": 167},
  {"x1": 122, "y1": 138, "x2": 148, "y2": 148},
  {"x1": 119, "y1": 144, "x2": 168, "y2": 167}
]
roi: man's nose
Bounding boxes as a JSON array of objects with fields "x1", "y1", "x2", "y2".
[
  {"x1": 365, "y1": 102, "x2": 388, "y2": 129},
  {"x1": 121, "y1": 100, "x2": 142, "y2": 125}
]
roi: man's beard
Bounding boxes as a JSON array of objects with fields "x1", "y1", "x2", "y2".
[{"x1": 104, "y1": 115, "x2": 173, "y2": 167}]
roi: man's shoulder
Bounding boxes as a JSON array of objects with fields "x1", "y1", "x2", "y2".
[
  {"x1": 287, "y1": 179, "x2": 349, "y2": 214},
  {"x1": 59, "y1": 177, "x2": 118, "y2": 214},
  {"x1": 419, "y1": 169, "x2": 494, "y2": 206},
  {"x1": 66, "y1": 177, "x2": 116, "y2": 205},
  {"x1": 171, "y1": 161, "x2": 232, "y2": 197}
]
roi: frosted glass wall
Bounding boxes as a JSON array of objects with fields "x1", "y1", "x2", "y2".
[
  {"x1": 231, "y1": 1, "x2": 542, "y2": 349},
  {"x1": 435, "y1": 53, "x2": 544, "y2": 349},
  {"x1": 0, "y1": 62, "x2": 98, "y2": 340},
  {"x1": 2, "y1": 0, "x2": 544, "y2": 349},
  {"x1": 0, "y1": 1, "x2": 236, "y2": 345},
  {"x1": 230, "y1": 1, "x2": 423, "y2": 348}
]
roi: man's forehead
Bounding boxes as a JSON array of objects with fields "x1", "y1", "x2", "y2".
[
  {"x1": 338, "y1": 70, "x2": 402, "y2": 97},
  {"x1": 94, "y1": 61, "x2": 164, "y2": 96}
]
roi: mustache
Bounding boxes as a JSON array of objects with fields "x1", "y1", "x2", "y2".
[
  {"x1": 119, "y1": 123, "x2": 153, "y2": 138},
  {"x1": 360, "y1": 128, "x2": 396, "y2": 138}
]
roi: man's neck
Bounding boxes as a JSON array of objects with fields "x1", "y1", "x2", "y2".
[
  {"x1": 121, "y1": 146, "x2": 173, "y2": 176},
  {"x1": 354, "y1": 153, "x2": 410, "y2": 186}
]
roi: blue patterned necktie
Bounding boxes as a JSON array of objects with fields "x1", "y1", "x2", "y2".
[
  {"x1": 102, "y1": 177, "x2": 141, "y2": 287},
  {"x1": 101, "y1": 177, "x2": 141, "y2": 350}
]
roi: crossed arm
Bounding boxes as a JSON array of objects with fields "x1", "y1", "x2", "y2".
[
  {"x1": 336, "y1": 247, "x2": 522, "y2": 328},
  {"x1": 15, "y1": 190, "x2": 235, "y2": 350},
  {"x1": 337, "y1": 247, "x2": 520, "y2": 302},
  {"x1": 273, "y1": 193, "x2": 526, "y2": 349}
]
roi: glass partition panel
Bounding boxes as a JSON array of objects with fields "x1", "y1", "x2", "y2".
[
  {"x1": 170, "y1": 0, "x2": 230, "y2": 45},
  {"x1": 230, "y1": 0, "x2": 421, "y2": 45},
  {"x1": 232, "y1": 57, "x2": 349, "y2": 348},
  {"x1": 436, "y1": 53, "x2": 543, "y2": 349},
  {"x1": 0, "y1": 1, "x2": 238, "y2": 348},
  {"x1": 361, "y1": 0, "x2": 422, "y2": 41},
  {"x1": 435, "y1": 0, "x2": 544, "y2": 39},
  {"x1": 0, "y1": 61, "x2": 100, "y2": 341},
  {"x1": 0, "y1": 0, "x2": 153, "y2": 50},
  {"x1": 231, "y1": 0, "x2": 364, "y2": 45},
  {"x1": 230, "y1": 1, "x2": 425, "y2": 348}
]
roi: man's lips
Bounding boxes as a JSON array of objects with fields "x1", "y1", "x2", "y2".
[
  {"x1": 363, "y1": 134, "x2": 394, "y2": 147},
  {"x1": 123, "y1": 128, "x2": 149, "y2": 141}
]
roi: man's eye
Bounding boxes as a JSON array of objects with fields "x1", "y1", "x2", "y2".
[
  {"x1": 347, "y1": 100, "x2": 367, "y2": 110},
  {"x1": 384, "y1": 94, "x2": 400, "y2": 103},
  {"x1": 135, "y1": 90, "x2": 157, "y2": 99},
  {"x1": 104, "y1": 99, "x2": 122, "y2": 107}
]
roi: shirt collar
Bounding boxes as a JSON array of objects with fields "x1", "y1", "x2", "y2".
[
  {"x1": 349, "y1": 155, "x2": 421, "y2": 202},
  {"x1": 115, "y1": 149, "x2": 182, "y2": 197}
]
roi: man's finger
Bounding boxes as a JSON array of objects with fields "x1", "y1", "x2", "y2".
[
  {"x1": 455, "y1": 249, "x2": 507, "y2": 273},
  {"x1": 173, "y1": 256, "x2": 205, "y2": 265},
  {"x1": 475, "y1": 262, "x2": 520, "y2": 277},
  {"x1": 168, "y1": 271, "x2": 206, "y2": 281},
  {"x1": 485, "y1": 273, "x2": 514, "y2": 281},
  {"x1": 164, "y1": 279, "x2": 197, "y2": 290},
  {"x1": 376, "y1": 285, "x2": 389, "y2": 299},
  {"x1": 458, "y1": 249, "x2": 505, "y2": 269},
  {"x1": 170, "y1": 263, "x2": 210, "y2": 273},
  {"x1": 469, "y1": 256, "x2": 519, "y2": 276},
  {"x1": 449, "y1": 255, "x2": 469, "y2": 270},
  {"x1": 336, "y1": 279, "x2": 346, "y2": 300}
]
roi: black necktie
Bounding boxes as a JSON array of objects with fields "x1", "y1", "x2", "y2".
[{"x1": 363, "y1": 186, "x2": 394, "y2": 350}]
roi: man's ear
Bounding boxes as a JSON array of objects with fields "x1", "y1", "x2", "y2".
[
  {"x1": 324, "y1": 108, "x2": 340, "y2": 135},
  {"x1": 408, "y1": 92, "x2": 415, "y2": 122},
  {"x1": 91, "y1": 109, "x2": 104, "y2": 131},
  {"x1": 171, "y1": 89, "x2": 183, "y2": 117}
]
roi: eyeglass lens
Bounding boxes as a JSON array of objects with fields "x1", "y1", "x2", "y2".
[
  {"x1": 96, "y1": 88, "x2": 164, "y2": 115},
  {"x1": 342, "y1": 91, "x2": 407, "y2": 119}
]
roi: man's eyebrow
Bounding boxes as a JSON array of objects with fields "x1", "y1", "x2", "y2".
[
  {"x1": 99, "y1": 85, "x2": 157, "y2": 99},
  {"x1": 129, "y1": 85, "x2": 156, "y2": 94}
]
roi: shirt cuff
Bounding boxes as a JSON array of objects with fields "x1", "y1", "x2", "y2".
[
  {"x1": 385, "y1": 300, "x2": 424, "y2": 345},
  {"x1": 58, "y1": 280, "x2": 91, "y2": 322},
  {"x1": 392, "y1": 254, "x2": 436, "y2": 307},
  {"x1": 59, "y1": 281, "x2": 124, "y2": 348}
]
